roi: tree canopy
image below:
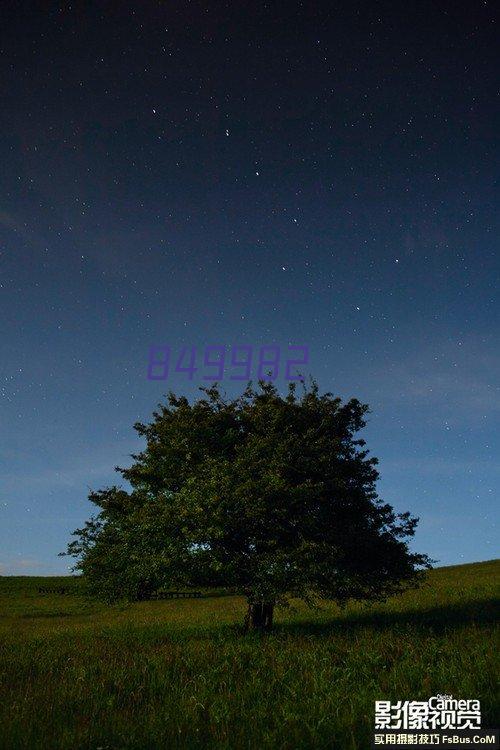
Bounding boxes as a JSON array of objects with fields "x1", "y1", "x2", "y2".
[{"x1": 65, "y1": 379, "x2": 431, "y2": 630}]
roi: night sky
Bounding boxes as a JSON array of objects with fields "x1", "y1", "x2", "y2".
[{"x1": 1, "y1": 1, "x2": 498, "y2": 575}]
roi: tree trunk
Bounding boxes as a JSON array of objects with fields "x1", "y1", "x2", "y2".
[
  {"x1": 244, "y1": 601, "x2": 274, "y2": 632},
  {"x1": 262, "y1": 602, "x2": 274, "y2": 630}
]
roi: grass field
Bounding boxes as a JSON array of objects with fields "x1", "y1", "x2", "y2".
[{"x1": 0, "y1": 560, "x2": 498, "y2": 749}]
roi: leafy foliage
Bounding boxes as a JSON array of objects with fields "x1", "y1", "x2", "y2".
[{"x1": 65, "y1": 379, "x2": 432, "y2": 610}]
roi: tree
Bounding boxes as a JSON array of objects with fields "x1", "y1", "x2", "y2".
[{"x1": 64, "y1": 379, "x2": 432, "y2": 631}]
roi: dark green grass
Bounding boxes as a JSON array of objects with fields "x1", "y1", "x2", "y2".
[{"x1": 0, "y1": 560, "x2": 498, "y2": 749}]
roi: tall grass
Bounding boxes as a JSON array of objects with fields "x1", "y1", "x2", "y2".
[{"x1": 0, "y1": 560, "x2": 498, "y2": 749}]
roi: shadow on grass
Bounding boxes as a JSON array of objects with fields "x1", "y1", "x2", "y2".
[{"x1": 272, "y1": 597, "x2": 500, "y2": 638}]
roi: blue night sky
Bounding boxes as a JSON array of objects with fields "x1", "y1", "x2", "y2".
[{"x1": 0, "y1": 2, "x2": 498, "y2": 575}]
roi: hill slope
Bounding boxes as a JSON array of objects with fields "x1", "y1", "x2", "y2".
[{"x1": 0, "y1": 560, "x2": 498, "y2": 749}]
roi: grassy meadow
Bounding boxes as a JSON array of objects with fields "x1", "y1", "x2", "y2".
[{"x1": 0, "y1": 560, "x2": 498, "y2": 749}]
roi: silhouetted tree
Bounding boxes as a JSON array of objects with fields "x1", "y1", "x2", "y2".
[{"x1": 64, "y1": 379, "x2": 432, "y2": 631}]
